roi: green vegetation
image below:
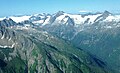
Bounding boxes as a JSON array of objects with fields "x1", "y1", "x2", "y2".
[{"x1": 0, "y1": 27, "x2": 113, "y2": 73}]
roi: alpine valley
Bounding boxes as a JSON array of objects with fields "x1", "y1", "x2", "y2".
[{"x1": 0, "y1": 11, "x2": 120, "y2": 73}]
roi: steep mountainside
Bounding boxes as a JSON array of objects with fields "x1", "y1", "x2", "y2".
[{"x1": 0, "y1": 22, "x2": 113, "y2": 73}]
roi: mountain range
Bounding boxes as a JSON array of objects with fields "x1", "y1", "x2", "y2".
[{"x1": 0, "y1": 10, "x2": 120, "y2": 73}]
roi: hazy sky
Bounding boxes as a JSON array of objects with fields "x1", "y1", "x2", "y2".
[{"x1": 0, "y1": 0, "x2": 119, "y2": 17}]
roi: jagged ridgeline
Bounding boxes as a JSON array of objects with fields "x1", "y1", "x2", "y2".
[{"x1": 0, "y1": 21, "x2": 113, "y2": 73}]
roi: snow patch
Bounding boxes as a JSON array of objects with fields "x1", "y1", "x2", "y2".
[
  {"x1": 10, "y1": 16, "x2": 31, "y2": 23},
  {"x1": 104, "y1": 15, "x2": 120, "y2": 22},
  {"x1": 42, "y1": 16, "x2": 51, "y2": 26},
  {"x1": 1, "y1": 34, "x2": 5, "y2": 39},
  {"x1": 0, "y1": 43, "x2": 15, "y2": 48},
  {"x1": 32, "y1": 20, "x2": 44, "y2": 24},
  {"x1": 55, "y1": 13, "x2": 102, "y2": 25},
  {"x1": 0, "y1": 17, "x2": 6, "y2": 21}
]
